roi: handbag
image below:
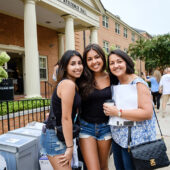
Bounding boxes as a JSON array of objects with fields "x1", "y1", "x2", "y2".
[
  {"x1": 128, "y1": 107, "x2": 170, "y2": 170},
  {"x1": 55, "y1": 123, "x2": 80, "y2": 142}
]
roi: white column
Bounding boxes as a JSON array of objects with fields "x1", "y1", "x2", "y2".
[
  {"x1": 90, "y1": 27, "x2": 98, "y2": 44},
  {"x1": 63, "y1": 15, "x2": 75, "y2": 50},
  {"x1": 58, "y1": 33, "x2": 65, "y2": 59},
  {"x1": 24, "y1": 0, "x2": 41, "y2": 98}
]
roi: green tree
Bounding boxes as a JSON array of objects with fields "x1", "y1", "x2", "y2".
[{"x1": 128, "y1": 34, "x2": 170, "y2": 72}]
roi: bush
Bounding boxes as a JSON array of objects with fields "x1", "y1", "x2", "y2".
[{"x1": 0, "y1": 99, "x2": 51, "y2": 115}]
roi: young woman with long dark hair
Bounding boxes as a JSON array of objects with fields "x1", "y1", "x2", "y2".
[
  {"x1": 40, "y1": 50, "x2": 83, "y2": 170},
  {"x1": 79, "y1": 44, "x2": 112, "y2": 170},
  {"x1": 103, "y1": 49, "x2": 156, "y2": 170}
]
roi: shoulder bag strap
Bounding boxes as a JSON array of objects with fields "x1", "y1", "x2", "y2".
[
  {"x1": 111, "y1": 85, "x2": 116, "y2": 103},
  {"x1": 73, "y1": 108, "x2": 79, "y2": 124},
  {"x1": 128, "y1": 106, "x2": 163, "y2": 151}
]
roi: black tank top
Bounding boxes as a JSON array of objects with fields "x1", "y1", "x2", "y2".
[
  {"x1": 81, "y1": 86, "x2": 111, "y2": 123},
  {"x1": 46, "y1": 81, "x2": 81, "y2": 128}
]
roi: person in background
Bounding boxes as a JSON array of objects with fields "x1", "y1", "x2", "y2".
[
  {"x1": 40, "y1": 50, "x2": 83, "y2": 170},
  {"x1": 163, "y1": 68, "x2": 168, "y2": 75},
  {"x1": 104, "y1": 49, "x2": 156, "y2": 170},
  {"x1": 143, "y1": 70, "x2": 162, "y2": 111},
  {"x1": 52, "y1": 60, "x2": 60, "y2": 81},
  {"x1": 78, "y1": 44, "x2": 112, "y2": 170},
  {"x1": 159, "y1": 67, "x2": 170, "y2": 118}
]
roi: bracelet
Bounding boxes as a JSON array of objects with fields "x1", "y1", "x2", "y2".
[
  {"x1": 118, "y1": 109, "x2": 122, "y2": 117},
  {"x1": 66, "y1": 144, "x2": 73, "y2": 148}
]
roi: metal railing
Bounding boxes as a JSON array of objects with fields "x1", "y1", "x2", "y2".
[
  {"x1": 0, "y1": 98, "x2": 51, "y2": 134},
  {"x1": 44, "y1": 81, "x2": 54, "y2": 99}
]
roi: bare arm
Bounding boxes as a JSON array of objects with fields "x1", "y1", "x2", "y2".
[
  {"x1": 58, "y1": 79, "x2": 75, "y2": 146},
  {"x1": 103, "y1": 83, "x2": 153, "y2": 121},
  {"x1": 57, "y1": 79, "x2": 75, "y2": 164},
  {"x1": 142, "y1": 72, "x2": 150, "y2": 82}
]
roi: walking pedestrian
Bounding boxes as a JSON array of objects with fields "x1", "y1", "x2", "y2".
[
  {"x1": 143, "y1": 70, "x2": 162, "y2": 111},
  {"x1": 159, "y1": 67, "x2": 170, "y2": 118}
]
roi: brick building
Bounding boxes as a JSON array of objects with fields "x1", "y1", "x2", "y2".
[{"x1": 0, "y1": 0, "x2": 149, "y2": 98}]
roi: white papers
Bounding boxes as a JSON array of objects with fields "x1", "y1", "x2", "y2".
[
  {"x1": 108, "y1": 84, "x2": 138, "y2": 126},
  {"x1": 71, "y1": 139, "x2": 79, "y2": 168}
]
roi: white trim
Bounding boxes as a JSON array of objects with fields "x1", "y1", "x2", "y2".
[
  {"x1": 0, "y1": 44, "x2": 24, "y2": 53},
  {"x1": 103, "y1": 40, "x2": 109, "y2": 53},
  {"x1": 102, "y1": 15, "x2": 109, "y2": 28},
  {"x1": 115, "y1": 23, "x2": 120, "y2": 34},
  {"x1": 39, "y1": 55, "x2": 48, "y2": 81}
]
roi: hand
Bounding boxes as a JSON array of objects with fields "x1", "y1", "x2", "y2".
[
  {"x1": 58, "y1": 147, "x2": 73, "y2": 167},
  {"x1": 103, "y1": 104, "x2": 118, "y2": 116}
]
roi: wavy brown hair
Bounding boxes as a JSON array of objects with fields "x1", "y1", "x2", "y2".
[{"x1": 79, "y1": 44, "x2": 106, "y2": 98}]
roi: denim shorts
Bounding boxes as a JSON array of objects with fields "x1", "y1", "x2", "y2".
[
  {"x1": 40, "y1": 126, "x2": 66, "y2": 156},
  {"x1": 79, "y1": 119, "x2": 112, "y2": 140}
]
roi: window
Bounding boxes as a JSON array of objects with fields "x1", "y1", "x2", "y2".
[
  {"x1": 39, "y1": 56, "x2": 48, "y2": 80},
  {"x1": 124, "y1": 48, "x2": 128, "y2": 53},
  {"x1": 103, "y1": 41, "x2": 109, "y2": 53},
  {"x1": 124, "y1": 28, "x2": 128, "y2": 38},
  {"x1": 132, "y1": 32, "x2": 135, "y2": 42},
  {"x1": 102, "y1": 15, "x2": 109, "y2": 28},
  {"x1": 116, "y1": 45, "x2": 120, "y2": 49},
  {"x1": 115, "y1": 23, "x2": 120, "y2": 34}
]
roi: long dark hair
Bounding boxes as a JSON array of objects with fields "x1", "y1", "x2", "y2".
[
  {"x1": 56, "y1": 50, "x2": 83, "y2": 84},
  {"x1": 79, "y1": 44, "x2": 106, "y2": 98},
  {"x1": 107, "y1": 49, "x2": 135, "y2": 85}
]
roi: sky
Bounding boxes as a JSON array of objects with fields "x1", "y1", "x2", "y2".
[{"x1": 100, "y1": 0, "x2": 170, "y2": 36}]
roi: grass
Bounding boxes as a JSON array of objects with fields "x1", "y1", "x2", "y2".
[{"x1": 0, "y1": 98, "x2": 51, "y2": 116}]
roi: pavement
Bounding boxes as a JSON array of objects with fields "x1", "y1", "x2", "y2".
[{"x1": 109, "y1": 100, "x2": 170, "y2": 170}]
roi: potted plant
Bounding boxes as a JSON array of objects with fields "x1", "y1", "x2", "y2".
[{"x1": 0, "y1": 52, "x2": 14, "y2": 101}]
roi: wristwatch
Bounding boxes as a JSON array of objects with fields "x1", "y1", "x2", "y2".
[{"x1": 118, "y1": 109, "x2": 122, "y2": 117}]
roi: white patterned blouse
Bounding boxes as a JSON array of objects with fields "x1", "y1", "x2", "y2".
[{"x1": 110, "y1": 77, "x2": 156, "y2": 148}]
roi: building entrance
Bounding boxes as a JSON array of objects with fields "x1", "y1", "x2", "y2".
[{"x1": 7, "y1": 52, "x2": 24, "y2": 95}]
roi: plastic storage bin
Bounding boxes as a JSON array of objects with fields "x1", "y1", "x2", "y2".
[
  {"x1": 25, "y1": 121, "x2": 44, "y2": 131},
  {"x1": 0, "y1": 154, "x2": 7, "y2": 170},
  {"x1": 8, "y1": 127, "x2": 42, "y2": 170},
  {"x1": 0, "y1": 133, "x2": 37, "y2": 170}
]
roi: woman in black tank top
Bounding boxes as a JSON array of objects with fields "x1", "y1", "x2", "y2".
[
  {"x1": 78, "y1": 44, "x2": 112, "y2": 170},
  {"x1": 40, "y1": 50, "x2": 83, "y2": 170}
]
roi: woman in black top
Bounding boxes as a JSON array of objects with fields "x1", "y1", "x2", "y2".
[
  {"x1": 40, "y1": 50, "x2": 83, "y2": 170},
  {"x1": 79, "y1": 44, "x2": 112, "y2": 170}
]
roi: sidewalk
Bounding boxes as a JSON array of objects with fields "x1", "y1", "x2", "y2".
[{"x1": 109, "y1": 102, "x2": 170, "y2": 170}]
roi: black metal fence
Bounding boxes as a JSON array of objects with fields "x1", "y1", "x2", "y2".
[
  {"x1": 0, "y1": 98, "x2": 51, "y2": 134},
  {"x1": 44, "y1": 81, "x2": 54, "y2": 99}
]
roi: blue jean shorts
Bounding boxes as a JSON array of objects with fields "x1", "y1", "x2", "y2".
[
  {"x1": 40, "y1": 126, "x2": 66, "y2": 156},
  {"x1": 79, "y1": 119, "x2": 112, "y2": 140}
]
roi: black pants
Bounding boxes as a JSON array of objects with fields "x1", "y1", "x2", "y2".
[{"x1": 151, "y1": 91, "x2": 161, "y2": 109}]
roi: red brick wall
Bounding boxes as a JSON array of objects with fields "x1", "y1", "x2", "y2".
[
  {"x1": 0, "y1": 13, "x2": 59, "y2": 95},
  {"x1": 0, "y1": 13, "x2": 146, "y2": 97},
  {"x1": 98, "y1": 16, "x2": 136, "y2": 52},
  {"x1": 0, "y1": 13, "x2": 24, "y2": 47}
]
